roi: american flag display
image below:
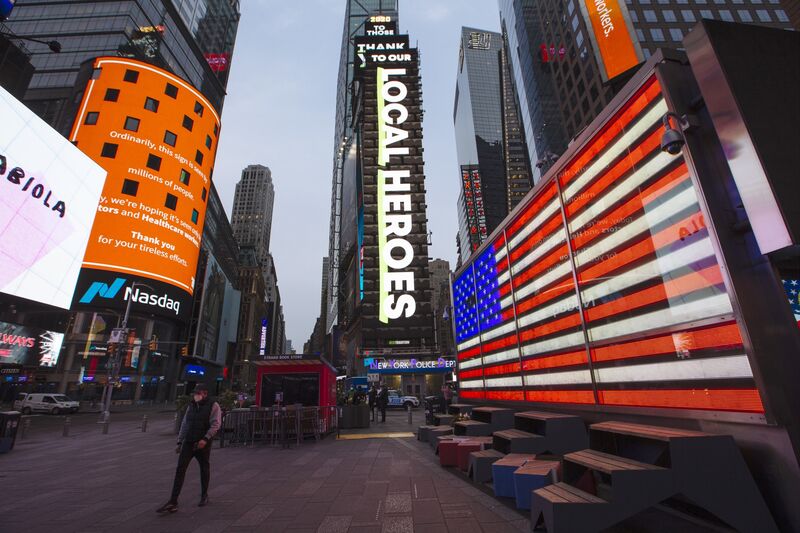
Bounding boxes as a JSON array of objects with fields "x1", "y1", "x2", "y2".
[
  {"x1": 783, "y1": 279, "x2": 800, "y2": 327},
  {"x1": 453, "y1": 75, "x2": 764, "y2": 413}
]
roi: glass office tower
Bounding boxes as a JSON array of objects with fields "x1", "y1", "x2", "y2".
[{"x1": 3, "y1": 0, "x2": 239, "y2": 131}]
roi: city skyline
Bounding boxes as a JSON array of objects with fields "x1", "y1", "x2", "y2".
[{"x1": 212, "y1": 0, "x2": 501, "y2": 347}]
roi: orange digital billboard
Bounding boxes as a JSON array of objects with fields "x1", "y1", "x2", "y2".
[
  {"x1": 580, "y1": 0, "x2": 644, "y2": 82},
  {"x1": 69, "y1": 57, "x2": 220, "y2": 322}
]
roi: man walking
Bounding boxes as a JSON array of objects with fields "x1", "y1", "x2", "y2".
[
  {"x1": 377, "y1": 384, "x2": 389, "y2": 423},
  {"x1": 157, "y1": 384, "x2": 221, "y2": 513},
  {"x1": 368, "y1": 385, "x2": 377, "y2": 422}
]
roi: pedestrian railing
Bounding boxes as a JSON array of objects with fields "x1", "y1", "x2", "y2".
[{"x1": 219, "y1": 405, "x2": 339, "y2": 448}]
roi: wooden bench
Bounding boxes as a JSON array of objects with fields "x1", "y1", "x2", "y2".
[
  {"x1": 448, "y1": 403, "x2": 473, "y2": 416},
  {"x1": 433, "y1": 413, "x2": 454, "y2": 426},
  {"x1": 514, "y1": 410, "x2": 588, "y2": 455},
  {"x1": 416, "y1": 425, "x2": 437, "y2": 443},
  {"x1": 453, "y1": 419, "x2": 493, "y2": 436},
  {"x1": 428, "y1": 427, "x2": 453, "y2": 450},
  {"x1": 468, "y1": 448, "x2": 505, "y2": 483},
  {"x1": 493, "y1": 428, "x2": 545, "y2": 454},
  {"x1": 471, "y1": 407, "x2": 515, "y2": 429},
  {"x1": 531, "y1": 482, "x2": 612, "y2": 533},
  {"x1": 513, "y1": 459, "x2": 560, "y2": 510}
]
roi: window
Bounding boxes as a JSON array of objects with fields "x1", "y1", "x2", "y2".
[
  {"x1": 164, "y1": 130, "x2": 177, "y2": 147},
  {"x1": 756, "y1": 9, "x2": 771, "y2": 22},
  {"x1": 101, "y1": 143, "x2": 118, "y2": 158},
  {"x1": 164, "y1": 83, "x2": 178, "y2": 98},
  {"x1": 650, "y1": 28, "x2": 666, "y2": 41},
  {"x1": 636, "y1": 29, "x2": 646, "y2": 41},
  {"x1": 776, "y1": 10, "x2": 788, "y2": 22},
  {"x1": 182, "y1": 115, "x2": 194, "y2": 131},
  {"x1": 124, "y1": 116, "x2": 140, "y2": 132},
  {"x1": 720, "y1": 10, "x2": 734, "y2": 21},
  {"x1": 643, "y1": 10, "x2": 657, "y2": 21},
  {"x1": 144, "y1": 97, "x2": 159, "y2": 112},
  {"x1": 180, "y1": 169, "x2": 190, "y2": 185},
  {"x1": 104, "y1": 88, "x2": 119, "y2": 102},
  {"x1": 201, "y1": 188, "x2": 207, "y2": 202},
  {"x1": 663, "y1": 10, "x2": 677, "y2": 21},
  {"x1": 682, "y1": 10, "x2": 696, "y2": 21},
  {"x1": 670, "y1": 28, "x2": 684, "y2": 41},
  {"x1": 146, "y1": 154, "x2": 162, "y2": 171},
  {"x1": 205, "y1": 135, "x2": 212, "y2": 149},
  {"x1": 195, "y1": 150, "x2": 204, "y2": 165},
  {"x1": 122, "y1": 179, "x2": 139, "y2": 196},
  {"x1": 213, "y1": 124, "x2": 219, "y2": 137},
  {"x1": 191, "y1": 209, "x2": 199, "y2": 224},
  {"x1": 194, "y1": 101, "x2": 204, "y2": 117},
  {"x1": 165, "y1": 194, "x2": 178, "y2": 210},
  {"x1": 700, "y1": 9, "x2": 713, "y2": 19},
  {"x1": 123, "y1": 69, "x2": 139, "y2": 83},
  {"x1": 738, "y1": 10, "x2": 753, "y2": 21},
  {"x1": 84, "y1": 112, "x2": 99, "y2": 125},
  {"x1": 629, "y1": 10, "x2": 638, "y2": 22}
]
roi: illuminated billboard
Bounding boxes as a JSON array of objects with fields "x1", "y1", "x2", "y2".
[
  {"x1": 0, "y1": 85, "x2": 107, "y2": 310},
  {"x1": 453, "y1": 75, "x2": 763, "y2": 413},
  {"x1": 69, "y1": 57, "x2": 221, "y2": 322},
  {"x1": 0, "y1": 320, "x2": 64, "y2": 368},
  {"x1": 578, "y1": 0, "x2": 643, "y2": 82},
  {"x1": 352, "y1": 19, "x2": 434, "y2": 348}
]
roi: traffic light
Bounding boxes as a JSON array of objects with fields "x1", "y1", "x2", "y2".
[
  {"x1": 180, "y1": 345, "x2": 189, "y2": 356},
  {"x1": 148, "y1": 335, "x2": 158, "y2": 351}
]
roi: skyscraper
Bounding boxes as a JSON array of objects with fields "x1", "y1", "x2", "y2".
[
  {"x1": 498, "y1": 0, "x2": 793, "y2": 176},
  {"x1": 2, "y1": 0, "x2": 240, "y2": 131},
  {"x1": 325, "y1": 0, "x2": 398, "y2": 334},
  {"x1": 231, "y1": 164, "x2": 275, "y2": 278},
  {"x1": 454, "y1": 28, "x2": 533, "y2": 263}
]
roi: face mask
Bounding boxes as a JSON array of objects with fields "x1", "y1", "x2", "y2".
[{"x1": 193, "y1": 394, "x2": 203, "y2": 402}]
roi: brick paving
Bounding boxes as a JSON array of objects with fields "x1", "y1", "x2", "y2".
[{"x1": 0, "y1": 411, "x2": 529, "y2": 533}]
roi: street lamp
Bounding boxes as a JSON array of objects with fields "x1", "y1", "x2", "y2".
[
  {"x1": 99, "y1": 281, "x2": 154, "y2": 424},
  {"x1": 0, "y1": 30, "x2": 62, "y2": 53}
]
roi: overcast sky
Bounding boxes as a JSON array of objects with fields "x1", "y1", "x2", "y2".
[{"x1": 213, "y1": 0, "x2": 501, "y2": 348}]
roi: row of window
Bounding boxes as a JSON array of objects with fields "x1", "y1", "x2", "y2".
[{"x1": 632, "y1": 7, "x2": 787, "y2": 23}]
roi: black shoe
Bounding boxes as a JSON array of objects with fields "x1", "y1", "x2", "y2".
[
  {"x1": 156, "y1": 502, "x2": 178, "y2": 514},
  {"x1": 198, "y1": 494, "x2": 209, "y2": 507}
]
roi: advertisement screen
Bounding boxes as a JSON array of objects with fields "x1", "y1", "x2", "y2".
[
  {"x1": 69, "y1": 57, "x2": 221, "y2": 322},
  {"x1": 579, "y1": 0, "x2": 643, "y2": 82},
  {"x1": 0, "y1": 320, "x2": 64, "y2": 367},
  {"x1": 0, "y1": 86, "x2": 107, "y2": 310},
  {"x1": 454, "y1": 76, "x2": 763, "y2": 414}
]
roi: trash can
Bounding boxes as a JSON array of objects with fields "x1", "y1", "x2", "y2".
[
  {"x1": 424, "y1": 396, "x2": 445, "y2": 425},
  {"x1": 0, "y1": 411, "x2": 22, "y2": 453}
]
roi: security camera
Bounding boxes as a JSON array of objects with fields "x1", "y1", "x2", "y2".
[
  {"x1": 660, "y1": 126, "x2": 685, "y2": 155},
  {"x1": 660, "y1": 112, "x2": 696, "y2": 156}
]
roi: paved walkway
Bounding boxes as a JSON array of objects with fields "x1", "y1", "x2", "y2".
[{"x1": 0, "y1": 411, "x2": 528, "y2": 533}]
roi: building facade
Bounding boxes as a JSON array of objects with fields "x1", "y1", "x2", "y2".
[
  {"x1": 429, "y1": 259, "x2": 454, "y2": 357},
  {"x1": 231, "y1": 164, "x2": 275, "y2": 279},
  {"x1": 498, "y1": 0, "x2": 793, "y2": 181},
  {"x1": 2, "y1": 0, "x2": 239, "y2": 132},
  {"x1": 325, "y1": 0, "x2": 398, "y2": 334},
  {"x1": 454, "y1": 27, "x2": 533, "y2": 263}
]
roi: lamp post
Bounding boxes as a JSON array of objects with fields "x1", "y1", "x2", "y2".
[
  {"x1": 0, "y1": 30, "x2": 62, "y2": 53},
  {"x1": 99, "y1": 281, "x2": 154, "y2": 425}
]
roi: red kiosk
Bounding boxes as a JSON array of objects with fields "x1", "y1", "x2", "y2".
[{"x1": 254, "y1": 354, "x2": 337, "y2": 408}]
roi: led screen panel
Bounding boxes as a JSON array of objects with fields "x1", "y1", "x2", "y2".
[
  {"x1": 454, "y1": 76, "x2": 763, "y2": 413},
  {"x1": 0, "y1": 0, "x2": 14, "y2": 20},
  {"x1": 0, "y1": 86, "x2": 107, "y2": 310},
  {"x1": 578, "y1": 0, "x2": 644, "y2": 82},
  {"x1": 69, "y1": 57, "x2": 221, "y2": 322}
]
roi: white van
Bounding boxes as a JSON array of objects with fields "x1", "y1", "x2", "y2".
[{"x1": 15, "y1": 393, "x2": 79, "y2": 415}]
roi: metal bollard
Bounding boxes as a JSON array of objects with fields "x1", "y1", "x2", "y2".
[
  {"x1": 63, "y1": 416, "x2": 71, "y2": 437},
  {"x1": 102, "y1": 419, "x2": 109, "y2": 434},
  {"x1": 20, "y1": 417, "x2": 30, "y2": 440},
  {"x1": 141, "y1": 414, "x2": 148, "y2": 432},
  {"x1": 407, "y1": 404, "x2": 412, "y2": 425}
]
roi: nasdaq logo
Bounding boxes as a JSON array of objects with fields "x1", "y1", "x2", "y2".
[{"x1": 79, "y1": 278, "x2": 126, "y2": 304}]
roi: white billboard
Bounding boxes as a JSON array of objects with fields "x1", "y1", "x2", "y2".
[{"x1": 0, "y1": 86, "x2": 107, "y2": 309}]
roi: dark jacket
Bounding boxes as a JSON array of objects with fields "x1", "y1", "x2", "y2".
[
  {"x1": 377, "y1": 388, "x2": 389, "y2": 409},
  {"x1": 178, "y1": 397, "x2": 222, "y2": 443},
  {"x1": 368, "y1": 388, "x2": 377, "y2": 407}
]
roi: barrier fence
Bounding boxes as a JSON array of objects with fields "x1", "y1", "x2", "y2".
[{"x1": 218, "y1": 406, "x2": 339, "y2": 448}]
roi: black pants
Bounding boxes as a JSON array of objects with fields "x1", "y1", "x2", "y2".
[
  {"x1": 380, "y1": 406, "x2": 386, "y2": 422},
  {"x1": 170, "y1": 441, "x2": 211, "y2": 503}
]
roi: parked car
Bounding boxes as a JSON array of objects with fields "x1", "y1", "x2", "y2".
[
  {"x1": 387, "y1": 390, "x2": 419, "y2": 409},
  {"x1": 15, "y1": 393, "x2": 79, "y2": 415}
]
